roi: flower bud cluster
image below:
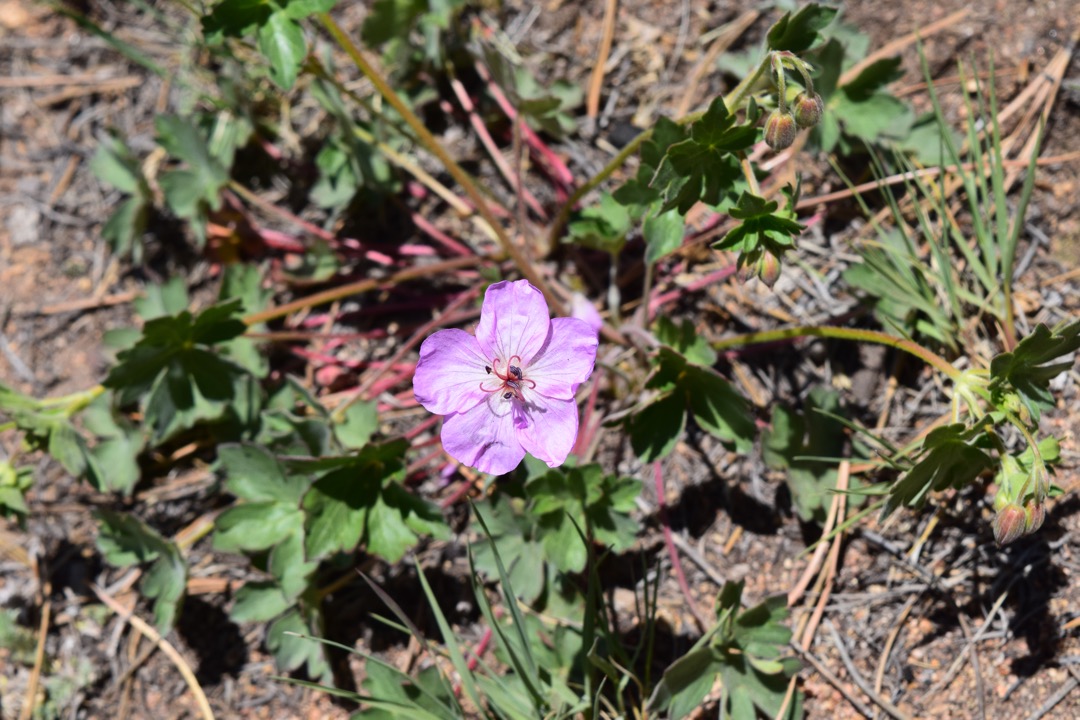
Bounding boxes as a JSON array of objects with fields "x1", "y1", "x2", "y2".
[{"x1": 764, "y1": 52, "x2": 824, "y2": 152}]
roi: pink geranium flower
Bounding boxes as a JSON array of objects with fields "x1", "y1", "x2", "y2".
[{"x1": 413, "y1": 279, "x2": 599, "y2": 475}]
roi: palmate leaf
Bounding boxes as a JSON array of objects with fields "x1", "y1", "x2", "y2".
[
  {"x1": 714, "y1": 187, "x2": 804, "y2": 253},
  {"x1": 650, "y1": 97, "x2": 755, "y2": 214},
  {"x1": 883, "y1": 422, "x2": 994, "y2": 517},
  {"x1": 104, "y1": 299, "x2": 251, "y2": 441},
  {"x1": 95, "y1": 510, "x2": 187, "y2": 631},
  {"x1": 629, "y1": 347, "x2": 755, "y2": 462},
  {"x1": 765, "y1": 3, "x2": 838, "y2": 53},
  {"x1": 762, "y1": 387, "x2": 845, "y2": 524},
  {"x1": 650, "y1": 581, "x2": 801, "y2": 720},
  {"x1": 990, "y1": 320, "x2": 1080, "y2": 422},
  {"x1": 302, "y1": 440, "x2": 447, "y2": 563},
  {"x1": 267, "y1": 608, "x2": 332, "y2": 682}
]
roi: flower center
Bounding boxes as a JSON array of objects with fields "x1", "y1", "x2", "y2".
[{"x1": 480, "y1": 355, "x2": 536, "y2": 401}]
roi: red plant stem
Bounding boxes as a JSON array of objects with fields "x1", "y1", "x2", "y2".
[
  {"x1": 405, "y1": 447, "x2": 444, "y2": 476},
  {"x1": 411, "y1": 212, "x2": 475, "y2": 256},
  {"x1": 367, "y1": 369, "x2": 417, "y2": 399},
  {"x1": 227, "y1": 182, "x2": 338, "y2": 244},
  {"x1": 649, "y1": 264, "x2": 738, "y2": 314},
  {"x1": 653, "y1": 462, "x2": 709, "y2": 632},
  {"x1": 571, "y1": 371, "x2": 603, "y2": 457},
  {"x1": 440, "y1": 478, "x2": 474, "y2": 509},
  {"x1": 290, "y1": 348, "x2": 416, "y2": 373},
  {"x1": 354, "y1": 287, "x2": 481, "y2": 401},
  {"x1": 447, "y1": 75, "x2": 548, "y2": 220},
  {"x1": 466, "y1": 626, "x2": 493, "y2": 671},
  {"x1": 404, "y1": 414, "x2": 440, "y2": 441},
  {"x1": 473, "y1": 59, "x2": 575, "y2": 196}
]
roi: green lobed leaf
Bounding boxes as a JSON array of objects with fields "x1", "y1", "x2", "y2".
[
  {"x1": 762, "y1": 387, "x2": 845, "y2": 524},
  {"x1": 990, "y1": 321, "x2": 1080, "y2": 421},
  {"x1": 333, "y1": 399, "x2": 379, "y2": 449},
  {"x1": 714, "y1": 189, "x2": 804, "y2": 253},
  {"x1": 266, "y1": 608, "x2": 332, "y2": 681},
  {"x1": 643, "y1": 207, "x2": 686, "y2": 265},
  {"x1": 214, "y1": 502, "x2": 305, "y2": 553},
  {"x1": 231, "y1": 581, "x2": 291, "y2": 623},
  {"x1": 628, "y1": 390, "x2": 686, "y2": 463},
  {"x1": 684, "y1": 364, "x2": 756, "y2": 453},
  {"x1": 258, "y1": 11, "x2": 306, "y2": 89},
  {"x1": 95, "y1": 510, "x2": 186, "y2": 631},
  {"x1": 766, "y1": 4, "x2": 838, "y2": 53},
  {"x1": 218, "y1": 443, "x2": 308, "y2": 504},
  {"x1": 654, "y1": 317, "x2": 717, "y2": 368},
  {"x1": 884, "y1": 431, "x2": 993, "y2": 516},
  {"x1": 651, "y1": 97, "x2": 753, "y2": 214}
]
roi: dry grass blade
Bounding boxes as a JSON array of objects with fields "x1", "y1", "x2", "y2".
[
  {"x1": 586, "y1": 0, "x2": 619, "y2": 121},
  {"x1": 91, "y1": 584, "x2": 216, "y2": 720}
]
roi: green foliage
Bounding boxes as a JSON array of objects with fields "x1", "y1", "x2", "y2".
[
  {"x1": 0, "y1": 460, "x2": 33, "y2": 519},
  {"x1": 0, "y1": 608, "x2": 38, "y2": 666},
  {"x1": 844, "y1": 55, "x2": 1045, "y2": 355},
  {"x1": 566, "y1": 192, "x2": 631, "y2": 256},
  {"x1": 96, "y1": 510, "x2": 187, "y2": 630},
  {"x1": 883, "y1": 421, "x2": 994, "y2": 517},
  {"x1": 989, "y1": 320, "x2": 1080, "y2": 423},
  {"x1": 766, "y1": 4, "x2": 839, "y2": 53},
  {"x1": 763, "y1": 387, "x2": 845, "y2": 524},
  {"x1": 650, "y1": 97, "x2": 755, "y2": 215},
  {"x1": 362, "y1": 0, "x2": 468, "y2": 76},
  {"x1": 155, "y1": 115, "x2": 231, "y2": 246},
  {"x1": 628, "y1": 342, "x2": 756, "y2": 463},
  {"x1": 472, "y1": 462, "x2": 640, "y2": 604},
  {"x1": 649, "y1": 581, "x2": 802, "y2": 719},
  {"x1": 203, "y1": 0, "x2": 336, "y2": 88},
  {"x1": 714, "y1": 185, "x2": 804, "y2": 256},
  {"x1": 91, "y1": 131, "x2": 152, "y2": 261},
  {"x1": 103, "y1": 298, "x2": 252, "y2": 442},
  {"x1": 212, "y1": 397, "x2": 448, "y2": 678}
]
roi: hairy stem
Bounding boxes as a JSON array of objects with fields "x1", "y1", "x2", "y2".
[{"x1": 712, "y1": 325, "x2": 960, "y2": 381}]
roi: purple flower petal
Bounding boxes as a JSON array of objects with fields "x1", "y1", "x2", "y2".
[
  {"x1": 441, "y1": 395, "x2": 526, "y2": 475},
  {"x1": 526, "y1": 318, "x2": 598, "y2": 400},
  {"x1": 569, "y1": 292, "x2": 603, "y2": 336},
  {"x1": 517, "y1": 393, "x2": 580, "y2": 468},
  {"x1": 413, "y1": 328, "x2": 490, "y2": 415},
  {"x1": 475, "y1": 280, "x2": 551, "y2": 365}
]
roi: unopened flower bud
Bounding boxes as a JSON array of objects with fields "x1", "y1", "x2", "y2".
[
  {"x1": 764, "y1": 110, "x2": 797, "y2": 151},
  {"x1": 1024, "y1": 500, "x2": 1046, "y2": 534},
  {"x1": 758, "y1": 251, "x2": 781, "y2": 288},
  {"x1": 736, "y1": 249, "x2": 761, "y2": 284},
  {"x1": 792, "y1": 92, "x2": 824, "y2": 129},
  {"x1": 993, "y1": 503, "x2": 1027, "y2": 545}
]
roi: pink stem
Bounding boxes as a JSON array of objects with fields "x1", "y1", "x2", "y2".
[
  {"x1": 411, "y1": 212, "x2": 475, "y2": 256},
  {"x1": 447, "y1": 75, "x2": 548, "y2": 220},
  {"x1": 473, "y1": 60, "x2": 575, "y2": 197},
  {"x1": 649, "y1": 264, "x2": 738, "y2": 315},
  {"x1": 653, "y1": 462, "x2": 708, "y2": 630}
]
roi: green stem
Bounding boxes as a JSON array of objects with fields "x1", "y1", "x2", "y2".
[
  {"x1": 38, "y1": 384, "x2": 106, "y2": 413},
  {"x1": 546, "y1": 51, "x2": 774, "y2": 249},
  {"x1": 712, "y1": 325, "x2": 960, "y2": 381},
  {"x1": 315, "y1": 14, "x2": 562, "y2": 312}
]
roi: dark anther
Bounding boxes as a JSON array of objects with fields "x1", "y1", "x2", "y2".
[
  {"x1": 503, "y1": 392, "x2": 513, "y2": 399},
  {"x1": 485, "y1": 366, "x2": 492, "y2": 374},
  {"x1": 508, "y1": 365, "x2": 523, "y2": 379}
]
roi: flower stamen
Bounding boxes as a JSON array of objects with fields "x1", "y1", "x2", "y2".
[{"x1": 481, "y1": 355, "x2": 535, "y2": 402}]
